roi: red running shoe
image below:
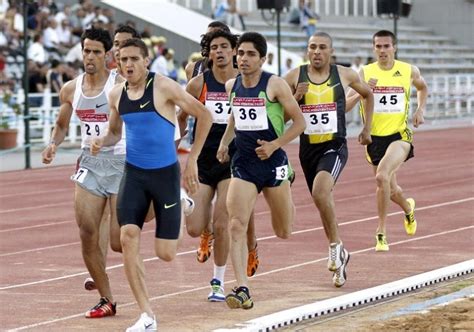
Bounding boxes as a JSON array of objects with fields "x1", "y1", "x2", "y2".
[{"x1": 85, "y1": 297, "x2": 116, "y2": 318}]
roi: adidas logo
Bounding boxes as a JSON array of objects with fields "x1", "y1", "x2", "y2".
[{"x1": 393, "y1": 70, "x2": 402, "y2": 77}]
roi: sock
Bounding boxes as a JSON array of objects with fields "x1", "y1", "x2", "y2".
[{"x1": 213, "y1": 264, "x2": 226, "y2": 284}]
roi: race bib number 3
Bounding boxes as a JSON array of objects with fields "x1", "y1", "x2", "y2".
[
  {"x1": 301, "y1": 103, "x2": 338, "y2": 135},
  {"x1": 205, "y1": 92, "x2": 231, "y2": 124},
  {"x1": 275, "y1": 165, "x2": 288, "y2": 180},
  {"x1": 71, "y1": 167, "x2": 88, "y2": 184},
  {"x1": 232, "y1": 97, "x2": 268, "y2": 131},
  {"x1": 373, "y1": 86, "x2": 405, "y2": 113}
]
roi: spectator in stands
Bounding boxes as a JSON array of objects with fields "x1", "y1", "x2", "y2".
[
  {"x1": 228, "y1": 0, "x2": 246, "y2": 30},
  {"x1": 213, "y1": 0, "x2": 229, "y2": 23},
  {"x1": 151, "y1": 35, "x2": 166, "y2": 58},
  {"x1": 27, "y1": 34, "x2": 48, "y2": 65},
  {"x1": 150, "y1": 47, "x2": 168, "y2": 76},
  {"x1": 299, "y1": 0, "x2": 320, "y2": 39},
  {"x1": 56, "y1": 19, "x2": 74, "y2": 49},
  {"x1": 43, "y1": 17, "x2": 64, "y2": 57},
  {"x1": 55, "y1": 4, "x2": 71, "y2": 25},
  {"x1": 281, "y1": 57, "x2": 294, "y2": 76},
  {"x1": 164, "y1": 48, "x2": 178, "y2": 81},
  {"x1": 262, "y1": 52, "x2": 278, "y2": 74},
  {"x1": 28, "y1": 60, "x2": 46, "y2": 107},
  {"x1": 46, "y1": 59, "x2": 64, "y2": 106},
  {"x1": 351, "y1": 56, "x2": 363, "y2": 72}
]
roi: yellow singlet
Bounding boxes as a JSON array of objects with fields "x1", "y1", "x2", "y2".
[{"x1": 361, "y1": 60, "x2": 412, "y2": 137}]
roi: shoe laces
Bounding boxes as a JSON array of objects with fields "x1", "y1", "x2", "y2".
[
  {"x1": 329, "y1": 243, "x2": 339, "y2": 262},
  {"x1": 406, "y1": 212, "x2": 415, "y2": 224},
  {"x1": 199, "y1": 232, "x2": 212, "y2": 249},
  {"x1": 377, "y1": 234, "x2": 387, "y2": 244}
]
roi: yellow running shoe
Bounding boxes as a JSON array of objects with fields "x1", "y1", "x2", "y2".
[
  {"x1": 197, "y1": 231, "x2": 214, "y2": 263},
  {"x1": 375, "y1": 233, "x2": 389, "y2": 252},
  {"x1": 404, "y1": 198, "x2": 417, "y2": 236},
  {"x1": 247, "y1": 244, "x2": 259, "y2": 277}
]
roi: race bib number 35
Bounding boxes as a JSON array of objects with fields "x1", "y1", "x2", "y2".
[
  {"x1": 232, "y1": 97, "x2": 268, "y2": 131},
  {"x1": 373, "y1": 86, "x2": 405, "y2": 114},
  {"x1": 205, "y1": 92, "x2": 231, "y2": 124},
  {"x1": 301, "y1": 103, "x2": 338, "y2": 135}
]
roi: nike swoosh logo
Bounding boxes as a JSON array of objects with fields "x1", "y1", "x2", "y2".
[
  {"x1": 96, "y1": 103, "x2": 107, "y2": 108},
  {"x1": 144, "y1": 323, "x2": 153, "y2": 329},
  {"x1": 164, "y1": 202, "x2": 177, "y2": 209},
  {"x1": 140, "y1": 101, "x2": 150, "y2": 109}
]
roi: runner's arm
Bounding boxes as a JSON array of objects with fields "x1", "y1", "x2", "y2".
[{"x1": 411, "y1": 65, "x2": 427, "y2": 128}]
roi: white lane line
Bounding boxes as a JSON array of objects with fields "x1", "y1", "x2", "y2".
[
  {"x1": 0, "y1": 188, "x2": 71, "y2": 199},
  {"x1": 0, "y1": 202, "x2": 71, "y2": 214},
  {"x1": 1, "y1": 197, "x2": 472, "y2": 289},
  {"x1": 0, "y1": 220, "x2": 72, "y2": 233},
  {"x1": 0, "y1": 241, "x2": 80, "y2": 257},
  {"x1": 6, "y1": 226, "x2": 474, "y2": 332}
]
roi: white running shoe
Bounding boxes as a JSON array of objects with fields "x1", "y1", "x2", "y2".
[
  {"x1": 180, "y1": 188, "x2": 195, "y2": 216},
  {"x1": 126, "y1": 312, "x2": 157, "y2": 332},
  {"x1": 207, "y1": 278, "x2": 225, "y2": 302},
  {"x1": 327, "y1": 242, "x2": 343, "y2": 272},
  {"x1": 333, "y1": 248, "x2": 350, "y2": 288}
]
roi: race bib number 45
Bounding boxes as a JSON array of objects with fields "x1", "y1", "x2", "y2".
[
  {"x1": 373, "y1": 86, "x2": 405, "y2": 113},
  {"x1": 232, "y1": 97, "x2": 268, "y2": 131},
  {"x1": 301, "y1": 103, "x2": 338, "y2": 135},
  {"x1": 205, "y1": 92, "x2": 231, "y2": 124}
]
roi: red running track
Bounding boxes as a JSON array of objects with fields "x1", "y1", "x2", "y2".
[{"x1": 0, "y1": 126, "x2": 473, "y2": 331}]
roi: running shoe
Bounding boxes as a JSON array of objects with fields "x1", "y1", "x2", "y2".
[
  {"x1": 404, "y1": 198, "x2": 417, "y2": 236},
  {"x1": 84, "y1": 277, "x2": 96, "y2": 291},
  {"x1": 180, "y1": 188, "x2": 195, "y2": 216},
  {"x1": 85, "y1": 297, "x2": 116, "y2": 318},
  {"x1": 197, "y1": 231, "x2": 214, "y2": 263},
  {"x1": 247, "y1": 244, "x2": 260, "y2": 277},
  {"x1": 332, "y1": 248, "x2": 350, "y2": 287},
  {"x1": 327, "y1": 242, "x2": 343, "y2": 272},
  {"x1": 375, "y1": 233, "x2": 389, "y2": 252},
  {"x1": 225, "y1": 286, "x2": 253, "y2": 310},
  {"x1": 289, "y1": 170, "x2": 296, "y2": 186},
  {"x1": 207, "y1": 278, "x2": 225, "y2": 302},
  {"x1": 126, "y1": 312, "x2": 157, "y2": 332}
]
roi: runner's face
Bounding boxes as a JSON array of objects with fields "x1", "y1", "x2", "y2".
[
  {"x1": 209, "y1": 37, "x2": 234, "y2": 68},
  {"x1": 237, "y1": 42, "x2": 264, "y2": 75},
  {"x1": 119, "y1": 46, "x2": 149, "y2": 83},
  {"x1": 113, "y1": 32, "x2": 133, "y2": 61},
  {"x1": 82, "y1": 38, "x2": 107, "y2": 74},
  {"x1": 373, "y1": 36, "x2": 396, "y2": 65},
  {"x1": 307, "y1": 36, "x2": 333, "y2": 70}
]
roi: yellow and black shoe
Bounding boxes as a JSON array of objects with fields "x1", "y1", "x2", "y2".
[
  {"x1": 225, "y1": 286, "x2": 254, "y2": 310},
  {"x1": 404, "y1": 198, "x2": 417, "y2": 236},
  {"x1": 375, "y1": 233, "x2": 389, "y2": 252}
]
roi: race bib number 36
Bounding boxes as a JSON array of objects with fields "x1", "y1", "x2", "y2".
[
  {"x1": 205, "y1": 92, "x2": 231, "y2": 124},
  {"x1": 301, "y1": 103, "x2": 338, "y2": 135},
  {"x1": 373, "y1": 86, "x2": 405, "y2": 114},
  {"x1": 232, "y1": 97, "x2": 268, "y2": 131}
]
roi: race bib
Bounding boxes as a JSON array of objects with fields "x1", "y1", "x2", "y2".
[
  {"x1": 205, "y1": 92, "x2": 231, "y2": 124},
  {"x1": 275, "y1": 165, "x2": 289, "y2": 180},
  {"x1": 71, "y1": 167, "x2": 88, "y2": 184},
  {"x1": 232, "y1": 97, "x2": 268, "y2": 131},
  {"x1": 301, "y1": 103, "x2": 338, "y2": 135},
  {"x1": 373, "y1": 86, "x2": 405, "y2": 113}
]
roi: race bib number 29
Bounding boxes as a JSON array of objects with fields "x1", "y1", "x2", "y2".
[{"x1": 232, "y1": 97, "x2": 268, "y2": 131}]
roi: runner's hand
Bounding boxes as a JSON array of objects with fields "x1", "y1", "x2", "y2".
[
  {"x1": 255, "y1": 139, "x2": 277, "y2": 160},
  {"x1": 367, "y1": 78, "x2": 378, "y2": 89},
  {"x1": 294, "y1": 82, "x2": 309, "y2": 101},
  {"x1": 90, "y1": 138, "x2": 103, "y2": 156},
  {"x1": 413, "y1": 108, "x2": 425, "y2": 128},
  {"x1": 358, "y1": 127, "x2": 372, "y2": 145},
  {"x1": 183, "y1": 158, "x2": 199, "y2": 194},
  {"x1": 216, "y1": 144, "x2": 229, "y2": 163},
  {"x1": 41, "y1": 143, "x2": 56, "y2": 164}
]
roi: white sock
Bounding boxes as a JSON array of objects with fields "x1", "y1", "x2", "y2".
[{"x1": 213, "y1": 264, "x2": 226, "y2": 284}]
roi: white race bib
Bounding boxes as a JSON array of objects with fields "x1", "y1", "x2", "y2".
[
  {"x1": 301, "y1": 103, "x2": 338, "y2": 135},
  {"x1": 205, "y1": 92, "x2": 231, "y2": 124},
  {"x1": 71, "y1": 167, "x2": 88, "y2": 184},
  {"x1": 275, "y1": 165, "x2": 288, "y2": 180},
  {"x1": 373, "y1": 86, "x2": 405, "y2": 114},
  {"x1": 232, "y1": 97, "x2": 268, "y2": 131}
]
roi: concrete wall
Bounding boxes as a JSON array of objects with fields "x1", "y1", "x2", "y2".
[{"x1": 410, "y1": 0, "x2": 474, "y2": 46}]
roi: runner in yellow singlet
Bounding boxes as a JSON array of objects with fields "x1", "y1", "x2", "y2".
[{"x1": 346, "y1": 30, "x2": 428, "y2": 252}]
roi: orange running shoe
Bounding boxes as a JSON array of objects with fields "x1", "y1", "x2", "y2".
[
  {"x1": 85, "y1": 297, "x2": 116, "y2": 318},
  {"x1": 197, "y1": 231, "x2": 214, "y2": 263},
  {"x1": 247, "y1": 244, "x2": 259, "y2": 277}
]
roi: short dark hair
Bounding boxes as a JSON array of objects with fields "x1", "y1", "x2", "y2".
[
  {"x1": 207, "y1": 21, "x2": 231, "y2": 33},
  {"x1": 114, "y1": 24, "x2": 140, "y2": 38},
  {"x1": 373, "y1": 30, "x2": 397, "y2": 45},
  {"x1": 81, "y1": 27, "x2": 112, "y2": 51},
  {"x1": 237, "y1": 32, "x2": 267, "y2": 58},
  {"x1": 119, "y1": 38, "x2": 149, "y2": 58},
  {"x1": 205, "y1": 30, "x2": 238, "y2": 51},
  {"x1": 312, "y1": 31, "x2": 333, "y2": 47}
]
